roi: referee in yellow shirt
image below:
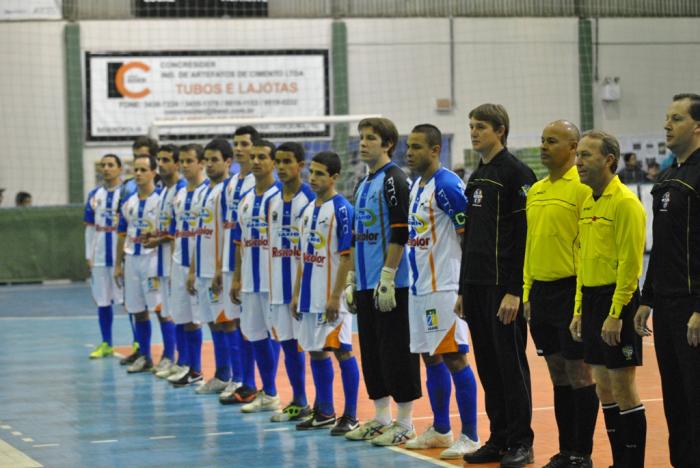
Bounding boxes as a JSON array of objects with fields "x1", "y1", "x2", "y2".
[
  {"x1": 569, "y1": 130, "x2": 647, "y2": 468},
  {"x1": 523, "y1": 121, "x2": 597, "y2": 468}
]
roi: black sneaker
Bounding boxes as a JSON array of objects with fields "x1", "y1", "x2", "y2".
[
  {"x1": 232, "y1": 385, "x2": 258, "y2": 403},
  {"x1": 330, "y1": 415, "x2": 359, "y2": 436},
  {"x1": 500, "y1": 445, "x2": 534, "y2": 468},
  {"x1": 567, "y1": 454, "x2": 593, "y2": 467},
  {"x1": 543, "y1": 452, "x2": 572, "y2": 468},
  {"x1": 171, "y1": 370, "x2": 203, "y2": 387},
  {"x1": 295, "y1": 411, "x2": 336, "y2": 431},
  {"x1": 464, "y1": 441, "x2": 505, "y2": 464},
  {"x1": 119, "y1": 350, "x2": 142, "y2": 366}
]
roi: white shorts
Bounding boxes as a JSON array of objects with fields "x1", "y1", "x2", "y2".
[
  {"x1": 223, "y1": 271, "x2": 241, "y2": 320},
  {"x1": 409, "y1": 290, "x2": 469, "y2": 355},
  {"x1": 170, "y1": 263, "x2": 199, "y2": 325},
  {"x1": 157, "y1": 275, "x2": 171, "y2": 318},
  {"x1": 90, "y1": 265, "x2": 123, "y2": 307},
  {"x1": 298, "y1": 310, "x2": 353, "y2": 352},
  {"x1": 240, "y1": 292, "x2": 272, "y2": 342},
  {"x1": 196, "y1": 276, "x2": 226, "y2": 324},
  {"x1": 269, "y1": 303, "x2": 300, "y2": 342},
  {"x1": 124, "y1": 254, "x2": 161, "y2": 314}
]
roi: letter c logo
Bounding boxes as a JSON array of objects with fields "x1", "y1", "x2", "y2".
[{"x1": 115, "y1": 61, "x2": 150, "y2": 99}]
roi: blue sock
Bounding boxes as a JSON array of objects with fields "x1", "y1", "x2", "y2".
[
  {"x1": 271, "y1": 338, "x2": 281, "y2": 378},
  {"x1": 426, "y1": 362, "x2": 452, "y2": 434},
  {"x1": 339, "y1": 356, "x2": 360, "y2": 419},
  {"x1": 252, "y1": 338, "x2": 277, "y2": 396},
  {"x1": 226, "y1": 329, "x2": 242, "y2": 383},
  {"x1": 160, "y1": 320, "x2": 176, "y2": 360},
  {"x1": 310, "y1": 357, "x2": 334, "y2": 416},
  {"x1": 241, "y1": 338, "x2": 256, "y2": 389},
  {"x1": 281, "y1": 339, "x2": 307, "y2": 407},
  {"x1": 97, "y1": 306, "x2": 113, "y2": 345},
  {"x1": 128, "y1": 314, "x2": 137, "y2": 343},
  {"x1": 452, "y1": 365, "x2": 478, "y2": 440},
  {"x1": 211, "y1": 330, "x2": 232, "y2": 382},
  {"x1": 186, "y1": 328, "x2": 203, "y2": 373},
  {"x1": 135, "y1": 319, "x2": 152, "y2": 359},
  {"x1": 175, "y1": 324, "x2": 189, "y2": 366}
]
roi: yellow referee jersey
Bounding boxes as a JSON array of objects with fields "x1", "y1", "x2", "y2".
[
  {"x1": 574, "y1": 175, "x2": 646, "y2": 318},
  {"x1": 523, "y1": 165, "x2": 591, "y2": 302}
]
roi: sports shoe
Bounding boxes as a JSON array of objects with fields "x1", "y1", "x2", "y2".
[
  {"x1": 345, "y1": 419, "x2": 388, "y2": 441},
  {"x1": 167, "y1": 365, "x2": 190, "y2": 383},
  {"x1": 567, "y1": 454, "x2": 593, "y2": 467},
  {"x1": 499, "y1": 444, "x2": 534, "y2": 468},
  {"x1": 127, "y1": 356, "x2": 154, "y2": 373},
  {"x1": 405, "y1": 426, "x2": 452, "y2": 450},
  {"x1": 240, "y1": 391, "x2": 281, "y2": 413},
  {"x1": 171, "y1": 370, "x2": 203, "y2": 387},
  {"x1": 89, "y1": 342, "x2": 114, "y2": 359},
  {"x1": 152, "y1": 357, "x2": 173, "y2": 374},
  {"x1": 195, "y1": 377, "x2": 229, "y2": 395},
  {"x1": 330, "y1": 415, "x2": 359, "y2": 436},
  {"x1": 119, "y1": 350, "x2": 142, "y2": 366},
  {"x1": 219, "y1": 384, "x2": 256, "y2": 405},
  {"x1": 371, "y1": 422, "x2": 416, "y2": 446},
  {"x1": 218, "y1": 381, "x2": 242, "y2": 400},
  {"x1": 440, "y1": 434, "x2": 481, "y2": 459},
  {"x1": 296, "y1": 411, "x2": 336, "y2": 430},
  {"x1": 463, "y1": 441, "x2": 505, "y2": 463},
  {"x1": 543, "y1": 452, "x2": 572, "y2": 468},
  {"x1": 270, "y1": 403, "x2": 312, "y2": 422},
  {"x1": 156, "y1": 363, "x2": 181, "y2": 379}
]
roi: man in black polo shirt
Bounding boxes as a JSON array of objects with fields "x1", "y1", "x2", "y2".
[
  {"x1": 635, "y1": 93, "x2": 700, "y2": 468},
  {"x1": 458, "y1": 103, "x2": 536, "y2": 467}
]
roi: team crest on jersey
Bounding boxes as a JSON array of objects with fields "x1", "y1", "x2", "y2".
[
  {"x1": 357, "y1": 208, "x2": 377, "y2": 227},
  {"x1": 307, "y1": 230, "x2": 326, "y2": 249},
  {"x1": 472, "y1": 188, "x2": 483, "y2": 207},
  {"x1": 408, "y1": 213, "x2": 429, "y2": 235},
  {"x1": 425, "y1": 308, "x2": 439, "y2": 331},
  {"x1": 622, "y1": 345, "x2": 634, "y2": 361},
  {"x1": 271, "y1": 210, "x2": 278, "y2": 222},
  {"x1": 303, "y1": 216, "x2": 309, "y2": 227},
  {"x1": 661, "y1": 191, "x2": 671, "y2": 211}
]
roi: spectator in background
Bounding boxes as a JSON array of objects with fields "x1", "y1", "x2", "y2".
[
  {"x1": 0, "y1": 188, "x2": 5, "y2": 206},
  {"x1": 645, "y1": 161, "x2": 661, "y2": 183},
  {"x1": 15, "y1": 191, "x2": 32, "y2": 207},
  {"x1": 617, "y1": 152, "x2": 645, "y2": 183}
]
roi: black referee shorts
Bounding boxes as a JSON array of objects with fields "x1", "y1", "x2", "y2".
[
  {"x1": 581, "y1": 284, "x2": 642, "y2": 369},
  {"x1": 529, "y1": 277, "x2": 583, "y2": 360}
]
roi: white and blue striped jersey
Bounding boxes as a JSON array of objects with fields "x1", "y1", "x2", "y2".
[
  {"x1": 172, "y1": 180, "x2": 209, "y2": 267},
  {"x1": 156, "y1": 178, "x2": 186, "y2": 277},
  {"x1": 194, "y1": 181, "x2": 224, "y2": 279},
  {"x1": 408, "y1": 168, "x2": 467, "y2": 295},
  {"x1": 84, "y1": 185, "x2": 123, "y2": 267},
  {"x1": 118, "y1": 189, "x2": 162, "y2": 257},
  {"x1": 267, "y1": 183, "x2": 316, "y2": 305},
  {"x1": 221, "y1": 172, "x2": 255, "y2": 273},
  {"x1": 298, "y1": 194, "x2": 353, "y2": 314}
]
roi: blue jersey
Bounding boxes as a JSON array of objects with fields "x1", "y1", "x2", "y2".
[{"x1": 353, "y1": 162, "x2": 410, "y2": 291}]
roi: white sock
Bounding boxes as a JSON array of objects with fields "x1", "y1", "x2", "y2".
[
  {"x1": 374, "y1": 396, "x2": 392, "y2": 426},
  {"x1": 396, "y1": 401, "x2": 414, "y2": 430}
]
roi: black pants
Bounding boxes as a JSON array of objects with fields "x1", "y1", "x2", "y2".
[
  {"x1": 653, "y1": 295, "x2": 700, "y2": 468},
  {"x1": 462, "y1": 284, "x2": 534, "y2": 448},
  {"x1": 355, "y1": 288, "x2": 421, "y2": 403}
]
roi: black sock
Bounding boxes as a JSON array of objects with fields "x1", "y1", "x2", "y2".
[
  {"x1": 602, "y1": 403, "x2": 625, "y2": 467},
  {"x1": 620, "y1": 405, "x2": 646, "y2": 468},
  {"x1": 553, "y1": 385, "x2": 575, "y2": 453},
  {"x1": 573, "y1": 384, "x2": 599, "y2": 456}
]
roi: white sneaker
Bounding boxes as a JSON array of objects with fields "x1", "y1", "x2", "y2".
[
  {"x1": 440, "y1": 433, "x2": 481, "y2": 459},
  {"x1": 218, "y1": 381, "x2": 242, "y2": 400},
  {"x1": 240, "y1": 391, "x2": 280, "y2": 413},
  {"x1": 404, "y1": 426, "x2": 452, "y2": 450},
  {"x1": 156, "y1": 363, "x2": 181, "y2": 379},
  {"x1": 344, "y1": 419, "x2": 388, "y2": 441},
  {"x1": 195, "y1": 377, "x2": 229, "y2": 394},
  {"x1": 167, "y1": 365, "x2": 190, "y2": 383},
  {"x1": 371, "y1": 422, "x2": 416, "y2": 446},
  {"x1": 127, "y1": 356, "x2": 154, "y2": 373},
  {"x1": 153, "y1": 357, "x2": 173, "y2": 374}
]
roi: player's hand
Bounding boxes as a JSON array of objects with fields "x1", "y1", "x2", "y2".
[
  {"x1": 289, "y1": 298, "x2": 301, "y2": 321},
  {"x1": 326, "y1": 296, "x2": 340, "y2": 322},
  {"x1": 344, "y1": 271, "x2": 357, "y2": 314},
  {"x1": 601, "y1": 316, "x2": 623, "y2": 346},
  {"x1": 230, "y1": 277, "x2": 241, "y2": 305},
  {"x1": 373, "y1": 267, "x2": 396, "y2": 312},
  {"x1": 86, "y1": 259, "x2": 93, "y2": 273},
  {"x1": 569, "y1": 315, "x2": 582, "y2": 342},
  {"x1": 142, "y1": 234, "x2": 159, "y2": 249},
  {"x1": 687, "y1": 312, "x2": 700, "y2": 347},
  {"x1": 211, "y1": 271, "x2": 222, "y2": 296},
  {"x1": 523, "y1": 301, "x2": 531, "y2": 322},
  {"x1": 186, "y1": 272, "x2": 197, "y2": 296},
  {"x1": 496, "y1": 293, "x2": 520, "y2": 325},
  {"x1": 634, "y1": 305, "x2": 653, "y2": 337},
  {"x1": 454, "y1": 295, "x2": 464, "y2": 318},
  {"x1": 114, "y1": 264, "x2": 124, "y2": 288}
]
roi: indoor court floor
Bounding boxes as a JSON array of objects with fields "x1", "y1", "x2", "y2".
[{"x1": 0, "y1": 281, "x2": 669, "y2": 467}]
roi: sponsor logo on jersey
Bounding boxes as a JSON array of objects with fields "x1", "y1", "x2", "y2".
[
  {"x1": 244, "y1": 238, "x2": 268, "y2": 248},
  {"x1": 661, "y1": 191, "x2": 671, "y2": 211},
  {"x1": 182, "y1": 211, "x2": 198, "y2": 227},
  {"x1": 272, "y1": 246, "x2": 301, "y2": 258},
  {"x1": 355, "y1": 232, "x2": 379, "y2": 242},
  {"x1": 277, "y1": 227, "x2": 300, "y2": 244},
  {"x1": 622, "y1": 345, "x2": 634, "y2": 361},
  {"x1": 472, "y1": 188, "x2": 483, "y2": 207},
  {"x1": 303, "y1": 252, "x2": 326, "y2": 265},
  {"x1": 409, "y1": 213, "x2": 429, "y2": 235},
  {"x1": 307, "y1": 230, "x2": 326, "y2": 249},
  {"x1": 316, "y1": 311, "x2": 328, "y2": 326},
  {"x1": 199, "y1": 207, "x2": 214, "y2": 224},
  {"x1": 134, "y1": 219, "x2": 154, "y2": 232},
  {"x1": 425, "y1": 308, "x2": 439, "y2": 331},
  {"x1": 407, "y1": 236, "x2": 430, "y2": 248},
  {"x1": 357, "y1": 208, "x2": 377, "y2": 227},
  {"x1": 246, "y1": 217, "x2": 268, "y2": 234}
]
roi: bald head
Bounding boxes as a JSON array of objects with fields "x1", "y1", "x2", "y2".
[
  {"x1": 546, "y1": 120, "x2": 581, "y2": 142},
  {"x1": 540, "y1": 120, "x2": 580, "y2": 176}
]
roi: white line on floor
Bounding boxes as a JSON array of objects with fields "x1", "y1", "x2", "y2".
[
  {"x1": 386, "y1": 446, "x2": 456, "y2": 467},
  {"x1": 205, "y1": 431, "x2": 234, "y2": 436},
  {"x1": 22, "y1": 438, "x2": 34, "y2": 443},
  {"x1": 262, "y1": 427, "x2": 290, "y2": 432},
  {"x1": 10, "y1": 431, "x2": 22, "y2": 436},
  {"x1": 90, "y1": 439, "x2": 118, "y2": 444},
  {"x1": 32, "y1": 444, "x2": 59, "y2": 448},
  {"x1": 1, "y1": 425, "x2": 11, "y2": 429},
  {"x1": 149, "y1": 435, "x2": 176, "y2": 440}
]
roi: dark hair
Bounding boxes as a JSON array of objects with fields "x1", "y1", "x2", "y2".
[
  {"x1": 15, "y1": 191, "x2": 31, "y2": 205},
  {"x1": 358, "y1": 117, "x2": 399, "y2": 157},
  {"x1": 411, "y1": 124, "x2": 442, "y2": 149},
  {"x1": 623, "y1": 152, "x2": 636, "y2": 164},
  {"x1": 204, "y1": 137, "x2": 234, "y2": 160},
  {"x1": 469, "y1": 103, "x2": 510, "y2": 145},
  {"x1": 673, "y1": 93, "x2": 700, "y2": 121},
  {"x1": 253, "y1": 139, "x2": 276, "y2": 158},
  {"x1": 134, "y1": 154, "x2": 158, "y2": 171},
  {"x1": 312, "y1": 151, "x2": 342, "y2": 176},
  {"x1": 234, "y1": 125, "x2": 259, "y2": 141},
  {"x1": 102, "y1": 153, "x2": 122, "y2": 167},
  {"x1": 132, "y1": 136, "x2": 159, "y2": 156},
  {"x1": 179, "y1": 143, "x2": 204, "y2": 161},
  {"x1": 582, "y1": 130, "x2": 621, "y2": 173},
  {"x1": 158, "y1": 144, "x2": 180, "y2": 162},
  {"x1": 276, "y1": 142, "x2": 305, "y2": 163}
]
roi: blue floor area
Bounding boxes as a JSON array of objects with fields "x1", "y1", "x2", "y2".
[{"x1": 0, "y1": 283, "x2": 430, "y2": 467}]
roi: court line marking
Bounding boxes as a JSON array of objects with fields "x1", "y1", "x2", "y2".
[
  {"x1": 33, "y1": 444, "x2": 59, "y2": 448},
  {"x1": 22, "y1": 438, "x2": 34, "y2": 443},
  {"x1": 1, "y1": 425, "x2": 11, "y2": 429},
  {"x1": 10, "y1": 431, "x2": 22, "y2": 436},
  {"x1": 90, "y1": 439, "x2": 118, "y2": 444},
  {"x1": 149, "y1": 435, "x2": 176, "y2": 440},
  {"x1": 386, "y1": 446, "x2": 456, "y2": 467},
  {"x1": 205, "y1": 432, "x2": 234, "y2": 436},
  {"x1": 262, "y1": 427, "x2": 290, "y2": 432},
  {"x1": 0, "y1": 438, "x2": 43, "y2": 468},
  {"x1": 0, "y1": 316, "x2": 102, "y2": 321}
]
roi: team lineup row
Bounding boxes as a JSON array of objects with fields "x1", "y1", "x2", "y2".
[{"x1": 84, "y1": 95, "x2": 700, "y2": 468}]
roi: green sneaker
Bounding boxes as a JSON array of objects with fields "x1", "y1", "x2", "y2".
[
  {"x1": 270, "y1": 403, "x2": 312, "y2": 422},
  {"x1": 132, "y1": 341, "x2": 140, "y2": 352},
  {"x1": 89, "y1": 342, "x2": 114, "y2": 359}
]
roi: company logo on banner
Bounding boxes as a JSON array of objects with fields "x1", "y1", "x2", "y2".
[
  {"x1": 0, "y1": 0, "x2": 62, "y2": 20},
  {"x1": 85, "y1": 50, "x2": 329, "y2": 141}
]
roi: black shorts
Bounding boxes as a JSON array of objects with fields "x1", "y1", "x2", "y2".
[
  {"x1": 581, "y1": 285, "x2": 642, "y2": 369},
  {"x1": 529, "y1": 277, "x2": 583, "y2": 360}
]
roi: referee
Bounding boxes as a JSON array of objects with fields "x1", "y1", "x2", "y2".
[
  {"x1": 523, "y1": 121, "x2": 598, "y2": 468},
  {"x1": 458, "y1": 103, "x2": 536, "y2": 467},
  {"x1": 635, "y1": 93, "x2": 700, "y2": 468},
  {"x1": 569, "y1": 130, "x2": 646, "y2": 468}
]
